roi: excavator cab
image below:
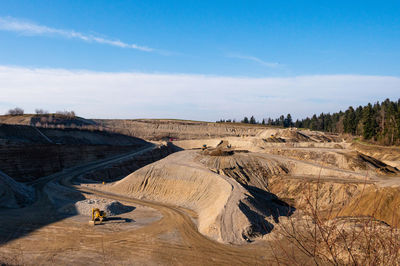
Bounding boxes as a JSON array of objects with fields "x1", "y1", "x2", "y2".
[{"x1": 89, "y1": 208, "x2": 107, "y2": 225}]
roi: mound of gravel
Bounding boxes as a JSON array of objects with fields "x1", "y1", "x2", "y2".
[
  {"x1": 0, "y1": 170, "x2": 34, "y2": 208},
  {"x1": 59, "y1": 198, "x2": 134, "y2": 216}
]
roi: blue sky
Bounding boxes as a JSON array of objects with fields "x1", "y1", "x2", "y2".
[{"x1": 0, "y1": 1, "x2": 399, "y2": 120}]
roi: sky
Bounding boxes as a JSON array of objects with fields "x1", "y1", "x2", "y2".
[{"x1": 0, "y1": 0, "x2": 399, "y2": 121}]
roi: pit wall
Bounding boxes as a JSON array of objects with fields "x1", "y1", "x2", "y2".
[
  {"x1": 0, "y1": 144, "x2": 143, "y2": 182},
  {"x1": 95, "y1": 119, "x2": 268, "y2": 140},
  {"x1": 171, "y1": 137, "x2": 351, "y2": 151},
  {"x1": 80, "y1": 144, "x2": 177, "y2": 183}
]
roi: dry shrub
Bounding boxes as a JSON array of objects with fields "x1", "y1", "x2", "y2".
[{"x1": 273, "y1": 175, "x2": 400, "y2": 265}]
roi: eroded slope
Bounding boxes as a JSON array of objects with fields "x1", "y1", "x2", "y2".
[{"x1": 105, "y1": 150, "x2": 292, "y2": 244}]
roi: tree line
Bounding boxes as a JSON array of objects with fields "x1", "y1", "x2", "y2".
[
  {"x1": 217, "y1": 114, "x2": 294, "y2": 127},
  {"x1": 217, "y1": 98, "x2": 400, "y2": 145},
  {"x1": 295, "y1": 98, "x2": 400, "y2": 145},
  {"x1": 5, "y1": 107, "x2": 76, "y2": 119}
]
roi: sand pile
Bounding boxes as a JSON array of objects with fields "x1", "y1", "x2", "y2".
[
  {"x1": 105, "y1": 150, "x2": 293, "y2": 244},
  {"x1": 197, "y1": 151, "x2": 288, "y2": 190},
  {"x1": 0, "y1": 170, "x2": 34, "y2": 208},
  {"x1": 59, "y1": 198, "x2": 134, "y2": 216},
  {"x1": 202, "y1": 140, "x2": 235, "y2": 156}
]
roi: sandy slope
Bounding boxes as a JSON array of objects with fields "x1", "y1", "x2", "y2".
[{"x1": 105, "y1": 150, "x2": 292, "y2": 244}]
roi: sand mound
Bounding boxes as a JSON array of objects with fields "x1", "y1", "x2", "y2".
[
  {"x1": 0, "y1": 170, "x2": 34, "y2": 208},
  {"x1": 59, "y1": 198, "x2": 134, "y2": 216},
  {"x1": 196, "y1": 152, "x2": 288, "y2": 190},
  {"x1": 202, "y1": 140, "x2": 235, "y2": 156},
  {"x1": 106, "y1": 150, "x2": 293, "y2": 243}
]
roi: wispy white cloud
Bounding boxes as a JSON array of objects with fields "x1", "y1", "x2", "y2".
[
  {"x1": 227, "y1": 54, "x2": 281, "y2": 68},
  {"x1": 0, "y1": 65, "x2": 399, "y2": 121},
  {"x1": 0, "y1": 16, "x2": 153, "y2": 52}
]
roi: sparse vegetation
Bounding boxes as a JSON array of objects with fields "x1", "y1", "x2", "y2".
[
  {"x1": 273, "y1": 178, "x2": 400, "y2": 265},
  {"x1": 35, "y1": 108, "x2": 49, "y2": 115},
  {"x1": 55, "y1": 110, "x2": 76, "y2": 118}
]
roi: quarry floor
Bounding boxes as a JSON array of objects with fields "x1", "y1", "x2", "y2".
[{"x1": 1, "y1": 135, "x2": 399, "y2": 265}]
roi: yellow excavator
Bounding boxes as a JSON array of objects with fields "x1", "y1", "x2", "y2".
[{"x1": 89, "y1": 208, "x2": 107, "y2": 225}]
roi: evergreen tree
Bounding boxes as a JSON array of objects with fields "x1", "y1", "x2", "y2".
[
  {"x1": 310, "y1": 115, "x2": 318, "y2": 130},
  {"x1": 362, "y1": 103, "x2": 376, "y2": 139},
  {"x1": 343, "y1": 107, "x2": 356, "y2": 134},
  {"x1": 284, "y1": 114, "x2": 293, "y2": 128},
  {"x1": 279, "y1": 115, "x2": 285, "y2": 127}
]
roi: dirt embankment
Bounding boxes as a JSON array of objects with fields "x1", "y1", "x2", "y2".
[
  {"x1": 338, "y1": 186, "x2": 400, "y2": 226},
  {"x1": 265, "y1": 148, "x2": 399, "y2": 175},
  {"x1": 80, "y1": 143, "x2": 178, "y2": 183},
  {"x1": 95, "y1": 119, "x2": 271, "y2": 140},
  {"x1": 0, "y1": 114, "x2": 96, "y2": 127},
  {"x1": 257, "y1": 128, "x2": 343, "y2": 143},
  {"x1": 95, "y1": 119, "x2": 346, "y2": 143},
  {"x1": 0, "y1": 124, "x2": 149, "y2": 182},
  {"x1": 0, "y1": 123, "x2": 146, "y2": 145},
  {"x1": 352, "y1": 142, "x2": 400, "y2": 168},
  {"x1": 0, "y1": 144, "x2": 143, "y2": 182}
]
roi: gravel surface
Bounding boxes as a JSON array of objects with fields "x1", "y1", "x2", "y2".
[{"x1": 59, "y1": 198, "x2": 135, "y2": 216}]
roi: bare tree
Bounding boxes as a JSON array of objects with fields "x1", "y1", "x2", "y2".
[
  {"x1": 6, "y1": 107, "x2": 24, "y2": 116},
  {"x1": 35, "y1": 108, "x2": 49, "y2": 115},
  {"x1": 272, "y1": 177, "x2": 400, "y2": 265},
  {"x1": 55, "y1": 110, "x2": 76, "y2": 118}
]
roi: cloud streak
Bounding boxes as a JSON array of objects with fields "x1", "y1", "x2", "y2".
[
  {"x1": 0, "y1": 65, "x2": 399, "y2": 121},
  {"x1": 0, "y1": 16, "x2": 153, "y2": 52},
  {"x1": 227, "y1": 54, "x2": 281, "y2": 68}
]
